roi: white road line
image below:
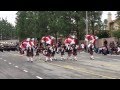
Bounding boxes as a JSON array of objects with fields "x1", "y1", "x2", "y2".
[
  {"x1": 9, "y1": 62, "x2": 12, "y2": 65},
  {"x1": 96, "y1": 57, "x2": 100, "y2": 58},
  {"x1": 23, "y1": 70, "x2": 28, "y2": 72},
  {"x1": 36, "y1": 76, "x2": 43, "y2": 79},
  {"x1": 4, "y1": 60, "x2": 6, "y2": 61},
  {"x1": 15, "y1": 66, "x2": 19, "y2": 68},
  {"x1": 113, "y1": 59, "x2": 119, "y2": 60}
]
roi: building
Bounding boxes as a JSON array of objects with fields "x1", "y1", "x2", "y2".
[
  {"x1": 109, "y1": 19, "x2": 119, "y2": 31},
  {"x1": 104, "y1": 12, "x2": 119, "y2": 37},
  {"x1": 106, "y1": 12, "x2": 112, "y2": 30},
  {"x1": 105, "y1": 12, "x2": 119, "y2": 31}
]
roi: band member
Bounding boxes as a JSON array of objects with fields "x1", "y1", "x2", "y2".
[
  {"x1": 35, "y1": 44, "x2": 39, "y2": 56},
  {"x1": 77, "y1": 44, "x2": 81, "y2": 53},
  {"x1": 39, "y1": 43, "x2": 44, "y2": 54},
  {"x1": 88, "y1": 41, "x2": 94, "y2": 60},
  {"x1": 56, "y1": 41, "x2": 61, "y2": 54},
  {"x1": 66, "y1": 45, "x2": 72, "y2": 60},
  {"x1": 20, "y1": 48, "x2": 24, "y2": 54},
  {"x1": 26, "y1": 46, "x2": 34, "y2": 62},
  {"x1": 72, "y1": 44, "x2": 77, "y2": 60},
  {"x1": 50, "y1": 45, "x2": 56, "y2": 60},
  {"x1": 43, "y1": 48, "x2": 48, "y2": 62},
  {"x1": 60, "y1": 45, "x2": 65, "y2": 60},
  {"x1": 81, "y1": 43, "x2": 85, "y2": 51},
  {"x1": 43, "y1": 45, "x2": 52, "y2": 62}
]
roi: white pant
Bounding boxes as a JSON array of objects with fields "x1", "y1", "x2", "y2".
[{"x1": 27, "y1": 57, "x2": 33, "y2": 61}]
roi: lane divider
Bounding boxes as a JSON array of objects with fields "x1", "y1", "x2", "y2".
[
  {"x1": 23, "y1": 70, "x2": 28, "y2": 72},
  {"x1": 36, "y1": 76, "x2": 43, "y2": 79},
  {"x1": 15, "y1": 66, "x2": 19, "y2": 68},
  {"x1": 0, "y1": 57, "x2": 43, "y2": 79},
  {"x1": 48, "y1": 63, "x2": 117, "y2": 79},
  {"x1": 9, "y1": 62, "x2": 12, "y2": 65}
]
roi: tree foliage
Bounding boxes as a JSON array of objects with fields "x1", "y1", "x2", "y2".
[
  {"x1": 88, "y1": 11, "x2": 103, "y2": 35},
  {"x1": 96, "y1": 30, "x2": 110, "y2": 39},
  {"x1": 16, "y1": 11, "x2": 103, "y2": 41},
  {"x1": 112, "y1": 29, "x2": 120, "y2": 39},
  {"x1": 0, "y1": 18, "x2": 16, "y2": 40}
]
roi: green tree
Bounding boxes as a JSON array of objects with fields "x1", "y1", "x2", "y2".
[
  {"x1": 96, "y1": 30, "x2": 110, "y2": 39},
  {"x1": 112, "y1": 29, "x2": 120, "y2": 41},
  {"x1": 88, "y1": 11, "x2": 103, "y2": 35},
  {"x1": 115, "y1": 11, "x2": 120, "y2": 29},
  {"x1": 16, "y1": 11, "x2": 103, "y2": 42},
  {"x1": 16, "y1": 11, "x2": 28, "y2": 41},
  {"x1": 0, "y1": 18, "x2": 16, "y2": 40},
  {"x1": 116, "y1": 11, "x2": 120, "y2": 19}
]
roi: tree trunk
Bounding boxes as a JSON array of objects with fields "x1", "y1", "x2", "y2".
[
  {"x1": 76, "y1": 23, "x2": 81, "y2": 45},
  {"x1": 91, "y1": 21, "x2": 95, "y2": 35},
  {"x1": 55, "y1": 32, "x2": 57, "y2": 44},
  {"x1": 76, "y1": 29, "x2": 80, "y2": 44}
]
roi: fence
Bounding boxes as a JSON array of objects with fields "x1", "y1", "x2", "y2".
[{"x1": 80, "y1": 37, "x2": 118, "y2": 48}]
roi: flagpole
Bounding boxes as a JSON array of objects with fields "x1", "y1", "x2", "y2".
[{"x1": 86, "y1": 11, "x2": 88, "y2": 52}]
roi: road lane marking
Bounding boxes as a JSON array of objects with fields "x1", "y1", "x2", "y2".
[
  {"x1": 85, "y1": 57, "x2": 120, "y2": 67},
  {"x1": 23, "y1": 70, "x2": 28, "y2": 72},
  {"x1": 15, "y1": 66, "x2": 19, "y2": 68},
  {"x1": 4, "y1": 60, "x2": 6, "y2": 61},
  {"x1": 113, "y1": 59, "x2": 119, "y2": 60},
  {"x1": 8, "y1": 52, "x2": 25, "y2": 57},
  {"x1": 9, "y1": 62, "x2": 12, "y2": 65},
  {"x1": 36, "y1": 76, "x2": 43, "y2": 79},
  {"x1": 48, "y1": 63, "x2": 117, "y2": 79},
  {"x1": 63, "y1": 65, "x2": 116, "y2": 79}
]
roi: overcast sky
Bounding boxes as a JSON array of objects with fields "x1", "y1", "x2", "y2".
[
  {"x1": 0, "y1": 11, "x2": 117, "y2": 26},
  {"x1": 0, "y1": 11, "x2": 17, "y2": 26},
  {"x1": 101, "y1": 11, "x2": 117, "y2": 22}
]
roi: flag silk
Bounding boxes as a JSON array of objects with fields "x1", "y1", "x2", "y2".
[
  {"x1": 85, "y1": 34, "x2": 98, "y2": 44},
  {"x1": 19, "y1": 38, "x2": 37, "y2": 49},
  {"x1": 64, "y1": 36, "x2": 77, "y2": 45},
  {"x1": 41, "y1": 35, "x2": 55, "y2": 45}
]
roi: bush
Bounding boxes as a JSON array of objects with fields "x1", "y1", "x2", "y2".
[
  {"x1": 112, "y1": 30, "x2": 120, "y2": 39},
  {"x1": 96, "y1": 30, "x2": 110, "y2": 39}
]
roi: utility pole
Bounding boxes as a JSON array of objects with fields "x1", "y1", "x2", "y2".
[
  {"x1": 1, "y1": 29, "x2": 2, "y2": 40},
  {"x1": 86, "y1": 11, "x2": 88, "y2": 35},
  {"x1": 86, "y1": 11, "x2": 88, "y2": 52}
]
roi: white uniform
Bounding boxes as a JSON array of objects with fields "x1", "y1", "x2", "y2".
[
  {"x1": 81, "y1": 44, "x2": 84, "y2": 49},
  {"x1": 118, "y1": 47, "x2": 120, "y2": 52}
]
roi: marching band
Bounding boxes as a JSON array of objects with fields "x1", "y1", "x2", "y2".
[
  {"x1": 1, "y1": 34, "x2": 120, "y2": 64},
  {"x1": 4, "y1": 34, "x2": 117, "y2": 63},
  {"x1": 17, "y1": 35, "x2": 97, "y2": 62}
]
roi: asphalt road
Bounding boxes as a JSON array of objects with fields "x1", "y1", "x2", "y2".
[{"x1": 0, "y1": 51, "x2": 120, "y2": 79}]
